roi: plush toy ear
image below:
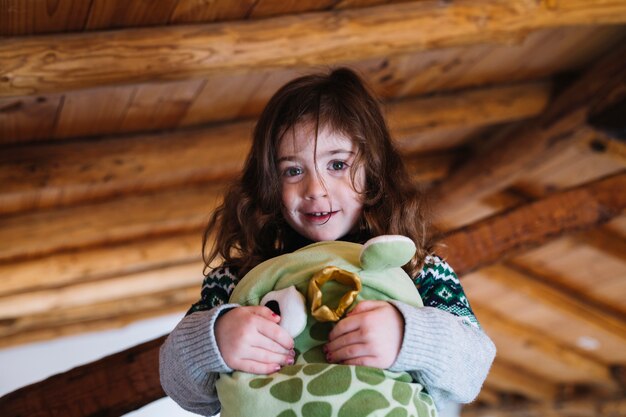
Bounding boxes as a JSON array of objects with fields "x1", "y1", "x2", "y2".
[{"x1": 360, "y1": 235, "x2": 416, "y2": 270}]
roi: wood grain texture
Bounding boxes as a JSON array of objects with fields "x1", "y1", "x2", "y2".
[
  {"x1": 0, "y1": 0, "x2": 92, "y2": 36},
  {"x1": 0, "y1": 122, "x2": 252, "y2": 215},
  {"x1": 482, "y1": 264, "x2": 626, "y2": 344},
  {"x1": 0, "y1": 287, "x2": 198, "y2": 348},
  {"x1": 486, "y1": 361, "x2": 558, "y2": 400},
  {"x1": 0, "y1": 94, "x2": 63, "y2": 144},
  {"x1": 511, "y1": 233, "x2": 626, "y2": 317},
  {"x1": 0, "y1": 336, "x2": 168, "y2": 417},
  {"x1": 0, "y1": 233, "x2": 201, "y2": 297},
  {"x1": 0, "y1": 83, "x2": 547, "y2": 215},
  {"x1": 440, "y1": 172, "x2": 626, "y2": 276},
  {"x1": 5, "y1": 26, "x2": 621, "y2": 145},
  {"x1": 170, "y1": 0, "x2": 257, "y2": 24},
  {"x1": 84, "y1": 0, "x2": 180, "y2": 30},
  {"x1": 0, "y1": 262, "x2": 203, "y2": 319},
  {"x1": 0, "y1": 302, "x2": 190, "y2": 350},
  {"x1": 464, "y1": 396, "x2": 626, "y2": 417},
  {"x1": 435, "y1": 43, "x2": 626, "y2": 217},
  {"x1": 474, "y1": 304, "x2": 615, "y2": 386},
  {"x1": 3, "y1": 0, "x2": 626, "y2": 96},
  {"x1": 52, "y1": 86, "x2": 136, "y2": 138},
  {"x1": 386, "y1": 82, "x2": 550, "y2": 136},
  {"x1": 0, "y1": 183, "x2": 224, "y2": 263},
  {"x1": 463, "y1": 269, "x2": 626, "y2": 363}
]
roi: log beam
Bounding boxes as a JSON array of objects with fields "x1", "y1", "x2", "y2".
[
  {"x1": 0, "y1": 82, "x2": 549, "y2": 215},
  {"x1": 434, "y1": 42, "x2": 626, "y2": 219},
  {"x1": 0, "y1": 232, "x2": 201, "y2": 297},
  {"x1": 0, "y1": 183, "x2": 224, "y2": 263},
  {"x1": 439, "y1": 172, "x2": 626, "y2": 276},
  {"x1": 0, "y1": 336, "x2": 167, "y2": 417},
  {"x1": 480, "y1": 263, "x2": 626, "y2": 345},
  {"x1": 0, "y1": 287, "x2": 198, "y2": 349},
  {"x1": 463, "y1": 396, "x2": 626, "y2": 417},
  {"x1": 486, "y1": 361, "x2": 558, "y2": 401},
  {"x1": 0, "y1": 261, "x2": 203, "y2": 319},
  {"x1": 2, "y1": 1, "x2": 625, "y2": 96},
  {"x1": 473, "y1": 304, "x2": 615, "y2": 387}
]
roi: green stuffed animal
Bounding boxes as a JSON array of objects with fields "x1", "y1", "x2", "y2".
[{"x1": 215, "y1": 235, "x2": 438, "y2": 417}]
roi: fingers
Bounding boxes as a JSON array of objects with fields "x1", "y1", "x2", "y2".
[
  {"x1": 249, "y1": 305, "x2": 282, "y2": 323},
  {"x1": 239, "y1": 348, "x2": 294, "y2": 365},
  {"x1": 239, "y1": 360, "x2": 283, "y2": 375},
  {"x1": 330, "y1": 300, "x2": 387, "y2": 340},
  {"x1": 215, "y1": 306, "x2": 295, "y2": 372},
  {"x1": 346, "y1": 299, "x2": 385, "y2": 316},
  {"x1": 324, "y1": 301, "x2": 404, "y2": 369},
  {"x1": 256, "y1": 315, "x2": 295, "y2": 351}
]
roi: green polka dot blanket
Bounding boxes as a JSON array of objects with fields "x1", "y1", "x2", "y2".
[{"x1": 216, "y1": 236, "x2": 438, "y2": 417}]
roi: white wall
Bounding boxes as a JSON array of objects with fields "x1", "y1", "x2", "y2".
[{"x1": 0, "y1": 313, "x2": 198, "y2": 416}]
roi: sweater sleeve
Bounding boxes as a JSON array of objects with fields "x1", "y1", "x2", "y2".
[
  {"x1": 158, "y1": 266, "x2": 240, "y2": 416},
  {"x1": 388, "y1": 256, "x2": 496, "y2": 410}
]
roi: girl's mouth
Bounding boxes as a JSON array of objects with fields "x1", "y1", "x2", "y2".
[{"x1": 304, "y1": 211, "x2": 336, "y2": 223}]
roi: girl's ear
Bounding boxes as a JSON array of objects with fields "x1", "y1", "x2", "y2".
[{"x1": 360, "y1": 235, "x2": 416, "y2": 270}]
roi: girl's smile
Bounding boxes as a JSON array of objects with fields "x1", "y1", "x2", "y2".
[
  {"x1": 303, "y1": 210, "x2": 337, "y2": 223},
  {"x1": 277, "y1": 122, "x2": 364, "y2": 242}
]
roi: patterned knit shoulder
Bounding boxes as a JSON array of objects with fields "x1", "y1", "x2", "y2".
[
  {"x1": 186, "y1": 266, "x2": 241, "y2": 315},
  {"x1": 416, "y1": 255, "x2": 481, "y2": 328}
]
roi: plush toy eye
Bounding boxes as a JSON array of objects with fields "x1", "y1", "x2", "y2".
[
  {"x1": 264, "y1": 300, "x2": 281, "y2": 316},
  {"x1": 260, "y1": 286, "x2": 307, "y2": 338}
]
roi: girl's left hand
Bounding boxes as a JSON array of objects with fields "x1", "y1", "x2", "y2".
[{"x1": 324, "y1": 300, "x2": 404, "y2": 369}]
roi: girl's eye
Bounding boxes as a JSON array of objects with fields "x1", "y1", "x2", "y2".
[
  {"x1": 283, "y1": 167, "x2": 303, "y2": 177},
  {"x1": 330, "y1": 160, "x2": 348, "y2": 171}
]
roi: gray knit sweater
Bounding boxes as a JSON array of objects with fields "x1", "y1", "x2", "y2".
[{"x1": 159, "y1": 256, "x2": 495, "y2": 416}]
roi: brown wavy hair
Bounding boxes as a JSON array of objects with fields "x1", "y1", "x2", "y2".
[{"x1": 203, "y1": 68, "x2": 432, "y2": 277}]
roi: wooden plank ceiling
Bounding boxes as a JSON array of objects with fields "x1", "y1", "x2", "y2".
[{"x1": 1, "y1": 1, "x2": 625, "y2": 416}]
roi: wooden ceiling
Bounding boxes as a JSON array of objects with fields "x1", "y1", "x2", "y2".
[{"x1": 1, "y1": 1, "x2": 626, "y2": 416}]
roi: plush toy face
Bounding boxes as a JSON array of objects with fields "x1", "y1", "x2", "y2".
[{"x1": 216, "y1": 236, "x2": 437, "y2": 417}]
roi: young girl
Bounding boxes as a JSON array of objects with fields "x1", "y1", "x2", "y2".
[{"x1": 159, "y1": 68, "x2": 495, "y2": 416}]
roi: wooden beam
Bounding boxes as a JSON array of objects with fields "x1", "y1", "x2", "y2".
[
  {"x1": 475, "y1": 386, "x2": 502, "y2": 406},
  {"x1": 387, "y1": 82, "x2": 549, "y2": 137},
  {"x1": 480, "y1": 263, "x2": 626, "y2": 344},
  {"x1": 0, "y1": 336, "x2": 168, "y2": 417},
  {"x1": 0, "y1": 261, "x2": 203, "y2": 319},
  {"x1": 0, "y1": 82, "x2": 548, "y2": 215},
  {"x1": 463, "y1": 396, "x2": 626, "y2": 417},
  {"x1": 0, "y1": 182, "x2": 224, "y2": 263},
  {"x1": 473, "y1": 304, "x2": 615, "y2": 387},
  {"x1": 434, "y1": 42, "x2": 626, "y2": 218},
  {"x1": 486, "y1": 361, "x2": 559, "y2": 401},
  {"x1": 2, "y1": 1, "x2": 625, "y2": 96},
  {"x1": 0, "y1": 287, "x2": 198, "y2": 349},
  {"x1": 0, "y1": 232, "x2": 200, "y2": 297},
  {"x1": 439, "y1": 172, "x2": 626, "y2": 276},
  {"x1": 577, "y1": 228, "x2": 626, "y2": 263}
]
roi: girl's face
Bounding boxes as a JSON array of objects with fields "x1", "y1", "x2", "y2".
[{"x1": 277, "y1": 122, "x2": 365, "y2": 242}]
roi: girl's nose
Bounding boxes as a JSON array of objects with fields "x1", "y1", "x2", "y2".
[{"x1": 304, "y1": 174, "x2": 328, "y2": 200}]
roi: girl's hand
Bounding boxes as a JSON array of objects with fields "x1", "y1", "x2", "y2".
[
  {"x1": 215, "y1": 306, "x2": 295, "y2": 374},
  {"x1": 324, "y1": 300, "x2": 404, "y2": 369}
]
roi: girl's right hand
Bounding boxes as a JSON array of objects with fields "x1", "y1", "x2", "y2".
[{"x1": 215, "y1": 306, "x2": 295, "y2": 374}]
